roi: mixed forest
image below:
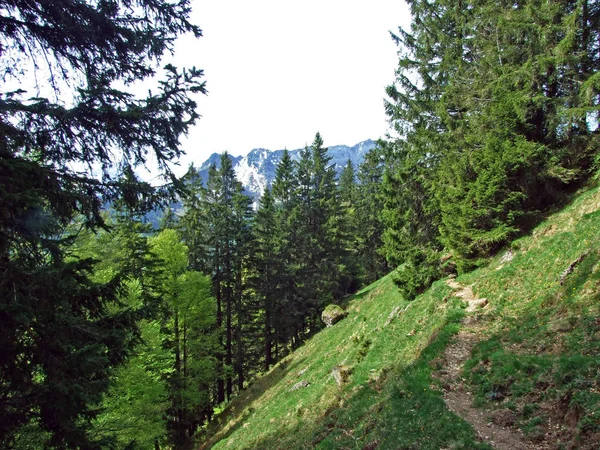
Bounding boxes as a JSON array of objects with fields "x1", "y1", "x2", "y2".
[{"x1": 0, "y1": 0, "x2": 599, "y2": 448}]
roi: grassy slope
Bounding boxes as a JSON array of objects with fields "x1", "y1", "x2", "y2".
[
  {"x1": 203, "y1": 183, "x2": 600, "y2": 450},
  {"x1": 460, "y1": 184, "x2": 600, "y2": 448}
]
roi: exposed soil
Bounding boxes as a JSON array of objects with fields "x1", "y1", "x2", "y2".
[{"x1": 434, "y1": 279, "x2": 540, "y2": 450}]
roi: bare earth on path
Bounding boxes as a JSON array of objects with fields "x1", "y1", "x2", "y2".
[{"x1": 435, "y1": 279, "x2": 541, "y2": 450}]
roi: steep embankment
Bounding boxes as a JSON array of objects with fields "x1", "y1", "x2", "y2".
[{"x1": 202, "y1": 184, "x2": 600, "y2": 450}]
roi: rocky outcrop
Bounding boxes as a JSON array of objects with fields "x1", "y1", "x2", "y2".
[
  {"x1": 321, "y1": 304, "x2": 347, "y2": 327},
  {"x1": 290, "y1": 380, "x2": 310, "y2": 392}
]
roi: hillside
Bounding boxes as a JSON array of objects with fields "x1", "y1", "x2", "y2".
[{"x1": 201, "y1": 183, "x2": 600, "y2": 450}]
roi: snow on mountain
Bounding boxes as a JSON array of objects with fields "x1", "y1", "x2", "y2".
[{"x1": 197, "y1": 139, "x2": 377, "y2": 206}]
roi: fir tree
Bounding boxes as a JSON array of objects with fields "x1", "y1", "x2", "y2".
[
  {"x1": 338, "y1": 159, "x2": 361, "y2": 293},
  {"x1": 0, "y1": 1, "x2": 204, "y2": 445},
  {"x1": 356, "y1": 147, "x2": 388, "y2": 284},
  {"x1": 248, "y1": 189, "x2": 279, "y2": 369},
  {"x1": 270, "y1": 149, "x2": 301, "y2": 354}
]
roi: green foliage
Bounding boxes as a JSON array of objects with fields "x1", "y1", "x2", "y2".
[
  {"x1": 204, "y1": 273, "x2": 486, "y2": 450},
  {"x1": 0, "y1": 0, "x2": 204, "y2": 445},
  {"x1": 74, "y1": 223, "x2": 218, "y2": 448},
  {"x1": 457, "y1": 185, "x2": 600, "y2": 447},
  {"x1": 380, "y1": 140, "x2": 443, "y2": 299},
  {"x1": 355, "y1": 146, "x2": 388, "y2": 284},
  {"x1": 92, "y1": 312, "x2": 171, "y2": 449},
  {"x1": 180, "y1": 154, "x2": 253, "y2": 404},
  {"x1": 150, "y1": 229, "x2": 218, "y2": 444},
  {"x1": 204, "y1": 178, "x2": 600, "y2": 450},
  {"x1": 381, "y1": 0, "x2": 600, "y2": 287}
]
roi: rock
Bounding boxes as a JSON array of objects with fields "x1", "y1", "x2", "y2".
[
  {"x1": 321, "y1": 304, "x2": 347, "y2": 327},
  {"x1": 298, "y1": 367, "x2": 308, "y2": 377},
  {"x1": 559, "y1": 252, "x2": 588, "y2": 285},
  {"x1": 499, "y1": 250, "x2": 514, "y2": 264},
  {"x1": 332, "y1": 365, "x2": 352, "y2": 386},
  {"x1": 290, "y1": 380, "x2": 310, "y2": 392},
  {"x1": 466, "y1": 298, "x2": 488, "y2": 312}
]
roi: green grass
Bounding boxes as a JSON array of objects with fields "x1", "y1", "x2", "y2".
[
  {"x1": 460, "y1": 184, "x2": 600, "y2": 448},
  {"x1": 202, "y1": 275, "x2": 487, "y2": 449},
  {"x1": 202, "y1": 183, "x2": 600, "y2": 450}
]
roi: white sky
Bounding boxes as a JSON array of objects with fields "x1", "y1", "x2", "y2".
[{"x1": 170, "y1": 0, "x2": 412, "y2": 165}]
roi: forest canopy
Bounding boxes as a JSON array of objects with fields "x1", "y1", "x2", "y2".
[
  {"x1": 381, "y1": 0, "x2": 600, "y2": 297},
  {"x1": 0, "y1": 0, "x2": 204, "y2": 447}
]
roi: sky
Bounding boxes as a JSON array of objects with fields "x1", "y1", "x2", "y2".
[{"x1": 169, "y1": 0, "x2": 412, "y2": 166}]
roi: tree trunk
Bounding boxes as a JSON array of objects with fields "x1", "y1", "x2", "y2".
[
  {"x1": 225, "y1": 254, "x2": 233, "y2": 400},
  {"x1": 215, "y1": 249, "x2": 225, "y2": 404},
  {"x1": 264, "y1": 305, "x2": 272, "y2": 371},
  {"x1": 235, "y1": 267, "x2": 244, "y2": 391}
]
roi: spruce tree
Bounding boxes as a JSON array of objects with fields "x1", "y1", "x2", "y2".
[
  {"x1": 270, "y1": 149, "x2": 301, "y2": 354},
  {"x1": 0, "y1": 1, "x2": 203, "y2": 445},
  {"x1": 180, "y1": 164, "x2": 209, "y2": 273},
  {"x1": 356, "y1": 147, "x2": 388, "y2": 284},
  {"x1": 383, "y1": 0, "x2": 600, "y2": 282},
  {"x1": 195, "y1": 155, "x2": 252, "y2": 400},
  {"x1": 338, "y1": 159, "x2": 361, "y2": 292},
  {"x1": 248, "y1": 189, "x2": 279, "y2": 369},
  {"x1": 309, "y1": 133, "x2": 342, "y2": 305},
  {"x1": 200, "y1": 164, "x2": 227, "y2": 403}
]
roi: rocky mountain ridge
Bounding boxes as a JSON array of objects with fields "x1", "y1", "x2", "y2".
[{"x1": 197, "y1": 139, "x2": 377, "y2": 205}]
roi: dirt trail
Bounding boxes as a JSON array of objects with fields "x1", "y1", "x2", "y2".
[{"x1": 435, "y1": 279, "x2": 538, "y2": 450}]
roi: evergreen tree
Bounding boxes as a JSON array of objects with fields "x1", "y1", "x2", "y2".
[
  {"x1": 338, "y1": 159, "x2": 362, "y2": 292},
  {"x1": 356, "y1": 147, "x2": 388, "y2": 284},
  {"x1": 289, "y1": 133, "x2": 345, "y2": 335},
  {"x1": 195, "y1": 155, "x2": 252, "y2": 400},
  {"x1": 270, "y1": 149, "x2": 301, "y2": 354},
  {"x1": 382, "y1": 0, "x2": 600, "y2": 287},
  {"x1": 199, "y1": 164, "x2": 227, "y2": 403},
  {"x1": 159, "y1": 206, "x2": 179, "y2": 231},
  {"x1": 339, "y1": 159, "x2": 357, "y2": 204},
  {"x1": 180, "y1": 164, "x2": 209, "y2": 273},
  {"x1": 248, "y1": 189, "x2": 278, "y2": 369},
  {"x1": 0, "y1": 1, "x2": 204, "y2": 445},
  {"x1": 288, "y1": 146, "x2": 314, "y2": 344}
]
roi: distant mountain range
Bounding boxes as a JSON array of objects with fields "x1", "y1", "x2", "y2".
[
  {"x1": 197, "y1": 139, "x2": 377, "y2": 206},
  {"x1": 145, "y1": 139, "x2": 377, "y2": 226}
]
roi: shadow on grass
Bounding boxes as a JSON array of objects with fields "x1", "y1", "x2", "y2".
[
  {"x1": 238, "y1": 310, "x2": 491, "y2": 450},
  {"x1": 463, "y1": 250, "x2": 600, "y2": 448},
  {"x1": 338, "y1": 277, "x2": 385, "y2": 310},
  {"x1": 198, "y1": 355, "x2": 308, "y2": 449}
]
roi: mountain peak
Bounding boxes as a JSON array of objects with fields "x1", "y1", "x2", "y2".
[{"x1": 196, "y1": 139, "x2": 377, "y2": 205}]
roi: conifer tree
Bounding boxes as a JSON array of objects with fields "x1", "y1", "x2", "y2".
[
  {"x1": 194, "y1": 155, "x2": 252, "y2": 400},
  {"x1": 338, "y1": 159, "x2": 361, "y2": 292},
  {"x1": 0, "y1": 0, "x2": 203, "y2": 442},
  {"x1": 270, "y1": 149, "x2": 301, "y2": 354},
  {"x1": 248, "y1": 189, "x2": 279, "y2": 369},
  {"x1": 308, "y1": 133, "x2": 341, "y2": 305},
  {"x1": 180, "y1": 164, "x2": 209, "y2": 273},
  {"x1": 288, "y1": 146, "x2": 315, "y2": 343},
  {"x1": 356, "y1": 148, "x2": 388, "y2": 284},
  {"x1": 383, "y1": 0, "x2": 600, "y2": 287}
]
